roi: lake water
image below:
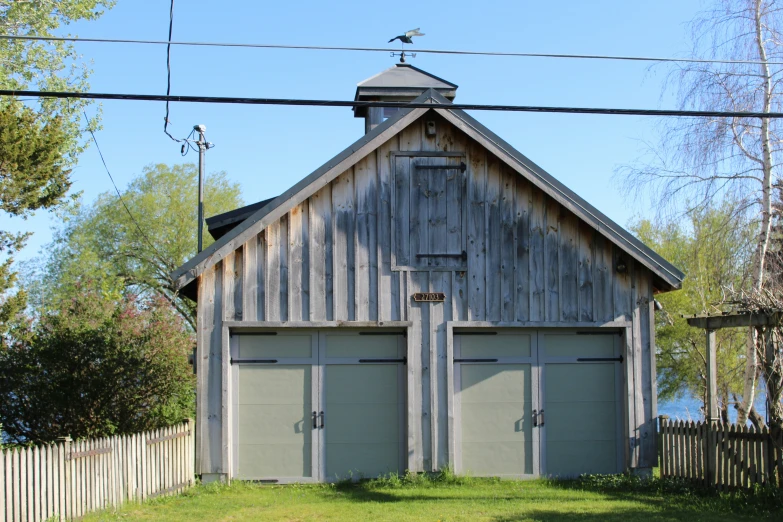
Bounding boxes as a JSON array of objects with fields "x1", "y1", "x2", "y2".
[{"x1": 658, "y1": 392, "x2": 769, "y2": 425}]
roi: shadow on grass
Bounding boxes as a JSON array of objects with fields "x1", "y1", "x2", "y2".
[
  {"x1": 317, "y1": 473, "x2": 782, "y2": 520},
  {"x1": 545, "y1": 474, "x2": 783, "y2": 519}
]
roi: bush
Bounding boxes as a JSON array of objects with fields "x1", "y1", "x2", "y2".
[{"x1": 0, "y1": 291, "x2": 195, "y2": 443}]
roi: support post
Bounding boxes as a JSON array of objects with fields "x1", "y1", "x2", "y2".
[
  {"x1": 705, "y1": 329, "x2": 718, "y2": 486},
  {"x1": 195, "y1": 124, "x2": 208, "y2": 253}
]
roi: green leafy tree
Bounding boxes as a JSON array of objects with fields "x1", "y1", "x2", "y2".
[
  {"x1": 25, "y1": 163, "x2": 244, "y2": 329},
  {"x1": 633, "y1": 203, "x2": 755, "y2": 421},
  {"x1": 0, "y1": 290, "x2": 194, "y2": 444},
  {"x1": 0, "y1": 100, "x2": 69, "y2": 338},
  {"x1": 0, "y1": 0, "x2": 114, "y2": 164},
  {"x1": 0, "y1": 0, "x2": 114, "y2": 340}
]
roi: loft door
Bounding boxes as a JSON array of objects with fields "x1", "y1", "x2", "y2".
[{"x1": 391, "y1": 152, "x2": 467, "y2": 270}]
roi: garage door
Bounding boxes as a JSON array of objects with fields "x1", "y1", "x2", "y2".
[
  {"x1": 232, "y1": 331, "x2": 405, "y2": 482},
  {"x1": 454, "y1": 330, "x2": 622, "y2": 478}
]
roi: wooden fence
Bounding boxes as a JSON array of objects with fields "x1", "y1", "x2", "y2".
[
  {"x1": 0, "y1": 420, "x2": 194, "y2": 522},
  {"x1": 659, "y1": 417, "x2": 783, "y2": 489}
]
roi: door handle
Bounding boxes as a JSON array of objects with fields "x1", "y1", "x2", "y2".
[
  {"x1": 319, "y1": 411, "x2": 325, "y2": 429},
  {"x1": 532, "y1": 409, "x2": 538, "y2": 427},
  {"x1": 539, "y1": 409, "x2": 545, "y2": 427},
  {"x1": 312, "y1": 411, "x2": 317, "y2": 429}
]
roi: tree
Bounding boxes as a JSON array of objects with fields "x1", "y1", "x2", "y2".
[
  {"x1": 633, "y1": 203, "x2": 756, "y2": 421},
  {"x1": 619, "y1": 0, "x2": 782, "y2": 423},
  {"x1": 0, "y1": 0, "x2": 114, "y2": 340},
  {"x1": 25, "y1": 163, "x2": 244, "y2": 329},
  {"x1": 0, "y1": 290, "x2": 194, "y2": 444},
  {"x1": 0, "y1": 101, "x2": 69, "y2": 337},
  {"x1": 0, "y1": 1, "x2": 114, "y2": 165}
]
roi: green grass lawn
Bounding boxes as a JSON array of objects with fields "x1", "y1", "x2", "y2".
[{"x1": 83, "y1": 473, "x2": 782, "y2": 522}]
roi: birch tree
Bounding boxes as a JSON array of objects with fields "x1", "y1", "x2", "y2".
[{"x1": 620, "y1": 0, "x2": 782, "y2": 423}]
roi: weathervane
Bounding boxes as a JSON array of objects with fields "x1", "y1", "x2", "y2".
[{"x1": 389, "y1": 28, "x2": 424, "y2": 63}]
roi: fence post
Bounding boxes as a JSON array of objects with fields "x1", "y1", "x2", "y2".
[{"x1": 57, "y1": 436, "x2": 72, "y2": 521}]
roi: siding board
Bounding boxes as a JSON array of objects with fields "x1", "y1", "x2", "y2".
[
  {"x1": 500, "y1": 169, "x2": 516, "y2": 322},
  {"x1": 355, "y1": 153, "x2": 378, "y2": 320},
  {"x1": 515, "y1": 179, "x2": 531, "y2": 321},
  {"x1": 332, "y1": 170, "x2": 355, "y2": 321},
  {"x1": 559, "y1": 211, "x2": 578, "y2": 322},
  {"x1": 485, "y1": 157, "x2": 502, "y2": 321},
  {"x1": 467, "y1": 143, "x2": 486, "y2": 320},
  {"x1": 544, "y1": 199, "x2": 560, "y2": 321}
]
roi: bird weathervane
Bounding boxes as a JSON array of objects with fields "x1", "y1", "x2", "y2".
[{"x1": 389, "y1": 28, "x2": 424, "y2": 63}]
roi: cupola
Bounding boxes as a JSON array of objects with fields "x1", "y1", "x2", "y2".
[{"x1": 354, "y1": 63, "x2": 458, "y2": 133}]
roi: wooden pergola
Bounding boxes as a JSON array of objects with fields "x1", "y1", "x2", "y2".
[{"x1": 686, "y1": 311, "x2": 782, "y2": 424}]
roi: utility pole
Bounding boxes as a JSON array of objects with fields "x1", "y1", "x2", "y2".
[{"x1": 194, "y1": 124, "x2": 211, "y2": 253}]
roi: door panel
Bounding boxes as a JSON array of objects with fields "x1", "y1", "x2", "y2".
[
  {"x1": 459, "y1": 364, "x2": 533, "y2": 476},
  {"x1": 236, "y1": 365, "x2": 313, "y2": 479},
  {"x1": 238, "y1": 334, "x2": 313, "y2": 358},
  {"x1": 324, "y1": 364, "x2": 402, "y2": 480},
  {"x1": 541, "y1": 334, "x2": 620, "y2": 477}
]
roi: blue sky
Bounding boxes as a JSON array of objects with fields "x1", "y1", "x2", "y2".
[{"x1": 9, "y1": 0, "x2": 705, "y2": 262}]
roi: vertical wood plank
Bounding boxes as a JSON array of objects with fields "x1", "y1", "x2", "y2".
[
  {"x1": 467, "y1": 143, "x2": 486, "y2": 320},
  {"x1": 529, "y1": 188, "x2": 545, "y2": 321},
  {"x1": 485, "y1": 156, "x2": 502, "y2": 321},
  {"x1": 499, "y1": 169, "x2": 516, "y2": 322},
  {"x1": 265, "y1": 222, "x2": 281, "y2": 321},
  {"x1": 256, "y1": 233, "x2": 267, "y2": 321},
  {"x1": 429, "y1": 272, "x2": 451, "y2": 471},
  {"x1": 559, "y1": 210, "x2": 578, "y2": 322},
  {"x1": 544, "y1": 198, "x2": 560, "y2": 322},
  {"x1": 577, "y1": 223, "x2": 594, "y2": 322},
  {"x1": 222, "y1": 251, "x2": 236, "y2": 323},
  {"x1": 514, "y1": 179, "x2": 530, "y2": 322},
  {"x1": 243, "y1": 237, "x2": 258, "y2": 321},
  {"x1": 355, "y1": 152, "x2": 378, "y2": 321},
  {"x1": 410, "y1": 157, "x2": 428, "y2": 270},
  {"x1": 593, "y1": 233, "x2": 613, "y2": 322},
  {"x1": 377, "y1": 138, "x2": 400, "y2": 321},
  {"x1": 428, "y1": 158, "x2": 448, "y2": 270},
  {"x1": 279, "y1": 214, "x2": 289, "y2": 322},
  {"x1": 332, "y1": 169, "x2": 355, "y2": 321},
  {"x1": 309, "y1": 186, "x2": 330, "y2": 321},
  {"x1": 288, "y1": 201, "x2": 310, "y2": 321},
  {"x1": 393, "y1": 156, "x2": 411, "y2": 268}
]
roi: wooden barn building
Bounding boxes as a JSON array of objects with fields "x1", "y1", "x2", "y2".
[{"x1": 172, "y1": 64, "x2": 684, "y2": 483}]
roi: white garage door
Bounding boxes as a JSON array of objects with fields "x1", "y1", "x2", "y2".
[
  {"x1": 232, "y1": 331, "x2": 405, "y2": 482},
  {"x1": 455, "y1": 330, "x2": 622, "y2": 478}
]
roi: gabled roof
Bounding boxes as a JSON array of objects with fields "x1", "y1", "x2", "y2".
[
  {"x1": 354, "y1": 63, "x2": 457, "y2": 118},
  {"x1": 205, "y1": 196, "x2": 277, "y2": 240},
  {"x1": 172, "y1": 89, "x2": 684, "y2": 297},
  {"x1": 356, "y1": 63, "x2": 458, "y2": 91}
]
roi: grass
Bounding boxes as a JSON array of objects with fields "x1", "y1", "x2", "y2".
[{"x1": 83, "y1": 471, "x2": 783, "y2": 521}]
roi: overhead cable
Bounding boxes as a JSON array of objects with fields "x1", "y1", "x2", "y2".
[
  {"x1": 163, "y1": 0, "x2": 179, "y2": 142},
  {"x1": 7, "y1": 89, "x2": 783, "y2": 118},
  {"x1": 82, "y1": 111, "x2": 168, "y2": 263},
  {"x1": 3, "y1": 34, "x2": 783, "y2": 66}
]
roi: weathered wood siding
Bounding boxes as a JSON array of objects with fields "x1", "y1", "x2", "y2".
[{"x1": 196, "y1": 113, "x2": 658, "y2": 476}]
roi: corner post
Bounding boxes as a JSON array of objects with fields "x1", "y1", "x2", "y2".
[{"x1": 705, "y1": 329, "x2": 718, "y2": 486}]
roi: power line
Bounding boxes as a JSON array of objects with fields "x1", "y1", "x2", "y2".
[
  {"x1": 3, "y1": 34, "x2": 783, "y2": 67},
  {"x1": 8, "y1": 89, "x2": 783, "y2": 118},
  {"x1": 162, "y1": 0, "x2": 179, "y2": 142},
  {"x1": 82, "y1": 111, "x2": 168, "y2": 263}
]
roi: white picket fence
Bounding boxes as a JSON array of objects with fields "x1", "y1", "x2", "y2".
[{"x1": 0, "y1": 420, "x2": 194, "y2": 521}]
